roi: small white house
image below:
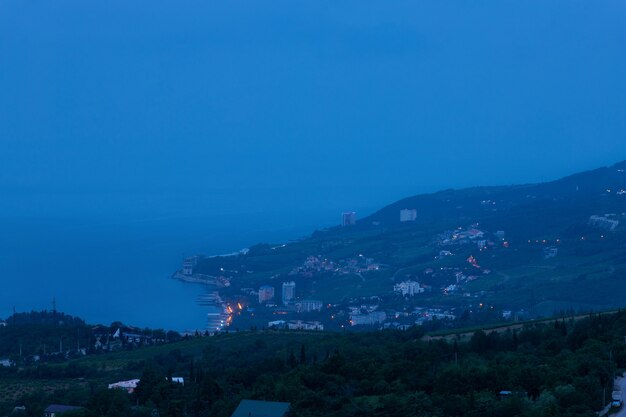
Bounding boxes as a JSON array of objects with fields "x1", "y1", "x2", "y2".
[
  {"x1": 108, "y1": 379, "x2": 140, "y2": 394},
  {"x1": 268, "y1": 320, "x2": 286, "y2": 328}
]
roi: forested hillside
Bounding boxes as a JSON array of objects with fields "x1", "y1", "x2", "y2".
[{"x1": 2, "y1": 311, "x2": 626, "y2": 417}]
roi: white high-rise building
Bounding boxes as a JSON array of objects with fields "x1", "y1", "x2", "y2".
[
  {"x1": 182, "y1": 256, "x2": 199, "y2": 275},
  {"x1": 341, "y1": 212, "x2": 356, "y2": 227},
  {"x1": 282, "y1": 281, "x2": 296, "y2": 305},
  {"x1": 393, "y1": 281, "x2": 424, "y2": 296},
  {"x1": 400, "y1": 209, "x2": 417, "y2": 222}
]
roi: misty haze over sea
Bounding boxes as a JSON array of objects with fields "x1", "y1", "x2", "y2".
[{"x1": 0, "y1": 194, "x2": 367, "y2": 331}]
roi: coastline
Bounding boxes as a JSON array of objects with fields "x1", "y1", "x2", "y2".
[
  {"x1": 172, "y1": 271, "x2": 232, "y2": 331},
  {"x1": 171, "y1": 271, "x2": 230, "y2": 287}
]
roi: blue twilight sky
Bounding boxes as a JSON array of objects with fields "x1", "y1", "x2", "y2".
[{"x1": 1, "y1": 1, "x2": 626, "y2": 220}]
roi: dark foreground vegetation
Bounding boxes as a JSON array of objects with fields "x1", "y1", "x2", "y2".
[
  {"x1": 0, "y1": 311, "x2": 181, "y2": 362},
  {"x1": 2, "y1": 310, "x2": 626, "y2": 417}
]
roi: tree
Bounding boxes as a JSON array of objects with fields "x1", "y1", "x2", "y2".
[
  {"x1": 87, "y1": 388, "x2": 131, "y2": 417},
  {"x1": 288, "y1": 349, "x2": 297, "y2": 368},
  {"x1": 299, "y1": 344, "x2": 306, "y2": 365},
  {"x1": 134, "y1": 366, "x2": 164, "y2": 405}
]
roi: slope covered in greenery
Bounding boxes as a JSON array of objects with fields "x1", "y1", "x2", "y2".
[
  {"x1": 2, "y1": 311, "x2": 626, "y2": 417},
  {"x1": 193, "y1": 161, "x2": 626, "y2": 317}
]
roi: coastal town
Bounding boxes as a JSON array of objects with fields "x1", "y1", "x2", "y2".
[
  {"x1": 176, "y1": 220, "x2": 502, "y2": 332},
  {"x1": 171, "y1": 196, "x2": 625, "y2": 334}
]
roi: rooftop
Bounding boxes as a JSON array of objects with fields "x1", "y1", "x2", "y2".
[
  {"x1": 231, "y1": 400, "x2": 290, "y2": 417},
  {"x1": 45, "y1": 404, "x2": 84, "y2": 413}
]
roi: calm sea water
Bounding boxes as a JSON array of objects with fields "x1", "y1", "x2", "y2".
[{"x1": 0, "y1": 212, "x2": 334, "y2": 332}]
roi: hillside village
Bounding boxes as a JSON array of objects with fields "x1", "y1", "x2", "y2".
[
  {"x1": 178, "y1": 200, "x2": 625, "y2": 332},
  {"x1": 171, "y1": 162, "x2": 626, "y2": 332}
]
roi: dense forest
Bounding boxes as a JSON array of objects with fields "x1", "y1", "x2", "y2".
[{"x1": 2, "y1": 310, "x2": 626, "y2": 417}]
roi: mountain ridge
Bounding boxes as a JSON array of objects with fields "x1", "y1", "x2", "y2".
[{"x1": 358, "y1": 159, "x2": 626, "y2": 228}]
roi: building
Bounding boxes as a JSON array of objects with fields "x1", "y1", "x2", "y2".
[
  {"x1": 268, "y1": 320, "x2": 286, "y2": 328},
  {"x1": 287, "y1": 320, "x2": 324, "y2": 331},
  {"x1": 93, "y1": 328, "x2": 122, "y2": 351},
  {"x1": 296, "y1": 299, "x2": 323, "y2": 313},
  {"x1": 341, "y1": 211, "x2": 356, "y2": 227},
  {"x1": 0, "y1": 320, "x2": 6, "y2": 327},
  {"x1": 120, "y1": 332, "x2": 152, "y2": 345},
  {"x1": 108, "y1": 379, "x2": 140, "y2": 394},
  {"x1": 400, "y1": 208, "x2": 417, "y2": 222},
  {"x1": 543, "y1": 247, "x2": 558, "y2": 259},
  {"x1": 414, "y1": 309, "x2": 456, "y2": 325},
  {"x1": 589, "y1": 215, "x2": 620, "y2": 231},
  {"x1": 258, "y1": 285, "x2": 275, "y2": 303},
  {"x1": 182, "y1": 256, "x2": 200, "y2": 276},
  {"x1": 281, "y1": 281, "x2": 296, "y2": 305},
  {"x1": 231, "y1": 400, "x2": 291, "y2": 417},
  {"x1": 350, "y1": 311, "x2": 387, "y2": 326},
  {"x1": 44, "y1": 405, "x2": 83, "y2": 417},
  {"x1": 465, "y1": 229, "x2": 485, "y2": 239},
  {"x1": 393, "y1": 281, "x2": 424, "y2": 296}
]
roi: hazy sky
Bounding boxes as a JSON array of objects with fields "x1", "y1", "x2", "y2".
[{"x1": 2, "y1": 1, "x2": 626, "y2": 218}]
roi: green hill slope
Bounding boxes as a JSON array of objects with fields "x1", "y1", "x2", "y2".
[{"x1": 190, "y1": 161, "x2": 626, "y2": 321}]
